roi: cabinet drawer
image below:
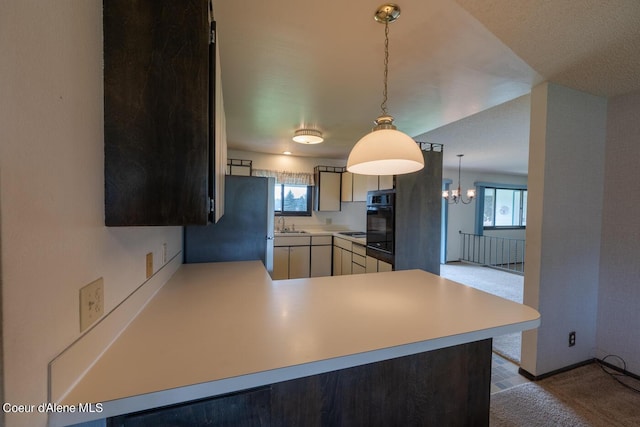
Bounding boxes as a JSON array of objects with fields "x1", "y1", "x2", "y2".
[
  {"x1": 352, "y1": 263, "x2": 366, "y2": 275},
  {"x1": 334, "y1": 237, "x2": 352, "y2": 251},
  {"x1": 275, "y1": 235, "x2": 311, "y2": 246},
  {"x1": 311, "y1": 235, "x2": 332, "y2": 246},
  {"x1": 352, "y1": 243, "x2": 366, "y2": 257},
  {"x1": 352, "y1": 253, "x2": 366, "y2": 267}
]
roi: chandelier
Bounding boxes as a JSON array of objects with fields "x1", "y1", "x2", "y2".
[
  {"x1": 443, "y1": 154, "x2": 475, "y2": 204},
  {"x1": 346, "y1": 3, "x2": 424, "y2": 176}
]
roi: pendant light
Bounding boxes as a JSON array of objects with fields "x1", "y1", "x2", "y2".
[{"x1": 347, "y1": 3, "x2": 424, "y2": 176}]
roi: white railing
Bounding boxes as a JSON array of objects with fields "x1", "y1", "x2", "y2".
[{"x1": 459, "y1": 232, "x2": 525, "y2": 275}]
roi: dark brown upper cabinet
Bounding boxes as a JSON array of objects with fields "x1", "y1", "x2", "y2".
[{"x1": 104, "y1": 0, "x2": 226, "y2": 226}]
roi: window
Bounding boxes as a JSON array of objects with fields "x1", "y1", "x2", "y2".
[
  {"x1": 275, "y1": 183, "x2": 312, "y2": 216},
  {"x1": 483, "y1": 187, "x2": 527, "y2": 228}
]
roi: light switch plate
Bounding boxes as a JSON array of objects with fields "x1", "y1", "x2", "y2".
[{"x1": 80, "y1": 278, "x2": 104, "y2": 332}]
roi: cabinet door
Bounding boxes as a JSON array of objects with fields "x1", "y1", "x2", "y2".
[
  {"x1": 378, "y1": 175, "x2": 394, "y2": 190},
  {"x1": 311, "y1": 245, "x2": 332, "y2": 277},
  {"x1": 333, "y1": 245, "x2": 342, "y2": 276},
  {"x1": 104, "y1": 0, "x2": 212, "y2": 226},
  {"x1": 289, "y1": 246, "x2": 311, "y2": 279},
  {"x1": 341, "y1": 171, "x2": 353, "y2": 202},
  {"x1": 378, "y1": 260, "x2": 393, "y2": 272},
  {"x1": 341, "y1": 249, "x2": 352, "y2": 275},
  {"x1": 211, "y1": 23, "x2": 227, "y2": 222},
  {"x1": 316, "y1": 171, "x2": 341, "y2": 211},
  {"x1": 352, "y1": 174, "x2": 368, "y2": 202},
  {"x1": 272, "y1": 247, "x2": 290, "y2": 280},
  {"x1": 366, "y1": 256, "x2": 378, "y2": 273}
]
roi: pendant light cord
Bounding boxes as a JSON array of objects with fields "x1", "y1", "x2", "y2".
[{"x1": 380, "y1": 20, "x2": 390, "y2": 116}]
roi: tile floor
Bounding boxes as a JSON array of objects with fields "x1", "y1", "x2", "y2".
[{"x1": 491, "y1": 352, "x2": 530, "y2": 394}]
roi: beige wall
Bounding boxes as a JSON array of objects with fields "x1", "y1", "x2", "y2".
[
  {"x1": 0, "y1": 2, "x2": 182, "y2": 426},
  {"x1": 596, "y1": 90, "x2": 640, "y2": 374},
  {"x1": 522, "y1": 82, "x2": 607, "y2": 376}
]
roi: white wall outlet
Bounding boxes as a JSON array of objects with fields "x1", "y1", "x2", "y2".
[{"x1": 80, "y1": 277, "x2": 104, "y2": 332}]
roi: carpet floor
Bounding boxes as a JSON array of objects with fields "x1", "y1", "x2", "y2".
[
  {"x1": 440, "y1": 262, "x2": 524, "y2": 363},
  {"x1": 490, "y1": 362, "x2": 640, "y2": 426}
]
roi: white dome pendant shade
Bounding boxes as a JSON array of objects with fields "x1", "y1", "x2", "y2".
[
  {"x1": 346, "y1": 3, "x2": 424, "y2": 176},
  {"x1": 347, "y1": 115, "x2": 424, "y2": 175}
]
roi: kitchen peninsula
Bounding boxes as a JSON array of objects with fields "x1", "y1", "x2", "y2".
[{"x1": 50, "y1": 261, "x2": 539, "y2": 426}]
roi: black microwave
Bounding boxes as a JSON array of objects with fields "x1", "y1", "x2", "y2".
[{"x1": 366, "y1": 189, "x2": 395, "y2": 265}]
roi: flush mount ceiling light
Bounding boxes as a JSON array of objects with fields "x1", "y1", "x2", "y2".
[
  {"x1": 347, "y1": 3, "x2": 424, "y2": 176},
  {"x1": 443, "y1": 154, "x2": 476, "y2": 204},
  {"x1": 293, "y1": 128, "x2": 324, "y2": 144}
]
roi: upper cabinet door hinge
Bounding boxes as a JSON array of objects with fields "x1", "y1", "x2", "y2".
[
  {"x1": 209, "y1": 197, "x2": 215, "y2": 214},
  {"x1": 210, "y1": 25, "x2": 216, "y2": 45}
]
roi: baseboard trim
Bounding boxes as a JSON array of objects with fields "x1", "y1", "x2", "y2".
[
  {"x1": 518, "y1": 358, "x2": 595, "y2": 381},
  {"x1": 597, "y1": 357, "x2": 640, "y2": 381}
]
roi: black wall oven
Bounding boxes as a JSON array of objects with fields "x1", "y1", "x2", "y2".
[{"x1": 366, "y1": 189, "x2": 395, "y2": 265}]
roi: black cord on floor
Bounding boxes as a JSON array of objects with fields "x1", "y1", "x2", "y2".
[{"x1": 597, "y1": 354, "x2": 640, "y2": 394}]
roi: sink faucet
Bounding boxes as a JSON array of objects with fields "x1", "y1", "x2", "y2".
[{"x1": 278, "y1": 216, "x2": 286, "y2": 232}]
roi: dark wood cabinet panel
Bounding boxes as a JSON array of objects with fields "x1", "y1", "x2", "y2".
[
  {"x1": 395, "y1": 147, "x2": 443, "y2": 274},
  {"x1": 270, "y1": 339, "x2": 491, "y2": 427},
  {"x1": 104, "y1": 0, "x2": 212, "y2": 226},
  {"x1": 108, "y1": 387, "x2": 270, "y2": 427},
  {"x1": 108, "y1": 340, "x2": 491, "y2": 427}
]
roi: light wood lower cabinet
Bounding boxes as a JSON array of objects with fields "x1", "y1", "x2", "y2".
[
  {"x1": 341, "y1": 249, "x2": 352, "y2": 275},
  {"x1": 273, "y1": 246, "x2": 311, "y2": 280},
  {"x1": 273, "y1": 236, "x2": 311, "y2": 280},
  {"x1": 366, "y1": 256, "x2": 378, "y2": 273},
  {"x1": 333, "y1": 237, "x2": 352, "y2": 276},
  {"x1": 271, "y1": 246, "x2": 311, "y2": 280},
  {"x1": 351, "y1": 243, "x2": 366, "y2": 275},
  {"x1": 274, "y1": 234, "x2": 333, "y2": 279},
  {"x1": 378, "y1": 260, "x2": 393, "y2": 272},
  {"x1": 365, "y1": 255, "x2": 393, "y2": 273},
  {"x1": 310, "y1": 245, "x2": 332, "y2": 277},
  {"x1": 289, "y1": 246, "x2": 311, "y2": 279},
  {"x1": 273, "y1": 246, "x2": 291, "y2": 280},
  {"x1": 333, "y1": 245, "x2": 343, "y2": 276}
]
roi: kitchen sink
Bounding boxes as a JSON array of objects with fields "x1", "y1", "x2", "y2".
[{"x1": 275, "y1": 230, "x2": 308, "y2": 234}]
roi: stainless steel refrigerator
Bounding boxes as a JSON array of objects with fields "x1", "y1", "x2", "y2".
[{"x1": 184, "y1": 175, "x2": 275, "y2": 272}]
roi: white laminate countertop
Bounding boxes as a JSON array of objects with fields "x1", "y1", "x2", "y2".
[{"x1": 53, "y1": 261, "x2": 539, "y2": 426}]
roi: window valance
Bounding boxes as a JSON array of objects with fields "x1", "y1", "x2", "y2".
[{"x1": 252, "y1": 169, "x2": 315, "y2": 186}]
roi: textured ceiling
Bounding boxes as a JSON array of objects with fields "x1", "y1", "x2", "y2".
[
  {"x1": 215, "y1": 0, "x2": 640, "y2": 173},
  {"x1": 455, "y1": 0, "x2": 640, "y2": 98},
  {"x1": 418, "y1": 94, "x2": 531, "y2": 175}
]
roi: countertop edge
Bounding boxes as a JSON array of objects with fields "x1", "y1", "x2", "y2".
[{"x1": 49, "y1": 316, "x2": 539, "y2": 426}]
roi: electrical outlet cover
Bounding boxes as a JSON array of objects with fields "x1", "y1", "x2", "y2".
[{"x1": 80, "y1": 277, "x2": 104, "y2": 332}]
